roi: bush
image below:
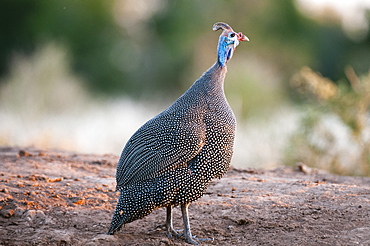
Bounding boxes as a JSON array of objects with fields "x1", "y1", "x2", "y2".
[{"x1": 286, "y1": 66, "x2": 370, "y2": 176}]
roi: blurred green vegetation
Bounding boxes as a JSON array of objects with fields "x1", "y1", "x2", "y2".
[
  {"x1": 287, "y1": 67, "x2": 370, "y2": 176},
  {"x1": 0, "y1": 0, "x2": 124, "y2": 94},
  {"x1": 1, "y1": 0, "x2": 369, "y2": 101}
]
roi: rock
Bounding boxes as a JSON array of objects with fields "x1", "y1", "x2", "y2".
[
  {"x1": 0, "y1": 209, "x2": 15, "y2": 218},
  {"x1": 14, "y1": 207, "x2": 26, "y2": 217},
  {"x1": 1, "y1": 188, "x2": 9, "y2": 193},
  {"x1": 296, "y1": 162, "x2": 318, "y2": 174},
  {"x1": 19, "y1": 150, "x2": 32, "y2": 157},
  {"x1": 22, "y1": 210, "x2": 46, "y2": 224}
]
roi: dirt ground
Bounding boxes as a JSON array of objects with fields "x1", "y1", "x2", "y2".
[{"x1": 1, "y1": 147, "x2": 370, "y2": 245}]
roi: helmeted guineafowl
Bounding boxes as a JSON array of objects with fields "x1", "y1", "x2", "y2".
[{"x1": 107, "y1": 22, "x2": 249, "y2": 244}]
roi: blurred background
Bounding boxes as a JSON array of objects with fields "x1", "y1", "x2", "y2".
[{"x1": 0, "y1": 0, "x2": 369, "y2": 176}]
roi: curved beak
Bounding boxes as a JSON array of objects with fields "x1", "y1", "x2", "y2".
[{"x1": 237, "y1": 32, "x2": 249, "y2": 42}]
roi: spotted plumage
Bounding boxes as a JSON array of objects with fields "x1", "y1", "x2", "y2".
[{"x1": 107, "y1": 22, "x2": 249, "y2": 244}]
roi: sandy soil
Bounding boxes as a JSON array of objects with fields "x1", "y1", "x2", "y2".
[{"x1": 1, "y1": 147, "x2": 370, "y2": 245}]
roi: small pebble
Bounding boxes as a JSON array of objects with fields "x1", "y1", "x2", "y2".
[
  {"x1": 19, "y1": 150, "x2": 32, "y2": 157},
  {"x1": 0, "y1": 209, "x2": 15, "y2": 218}
]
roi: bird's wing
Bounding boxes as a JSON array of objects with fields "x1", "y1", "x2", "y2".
[{"x1": 115, "y1": 110, "x2": 206, "y2": 189}]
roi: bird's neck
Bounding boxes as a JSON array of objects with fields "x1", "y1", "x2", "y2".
[
  {"x1": 217, "y1": 36, "x2": 234, "y2": 67},
  {"x1": 173, "y1": 62, "x2": 228, "y2": 109},
  {"x1": 198, "y1": 62, "x2": 227, "y2": 94}
]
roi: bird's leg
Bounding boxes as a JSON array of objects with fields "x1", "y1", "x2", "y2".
[
  {"x1": 166, "y1": 205, "x2": 181, "y2": 238},
  {"x1": 181, "y1": 204, "x2": 213, "y2": 245},
  {"x1": 181, "y1": 204, "x2": 198, "y2": 245}
]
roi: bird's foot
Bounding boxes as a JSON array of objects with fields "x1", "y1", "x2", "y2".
[
  {"x1": 184, "y1": 235, "x2": 214, "y2": 245},
  {"x1": 165, "y1": 228, "x2": 183, "y2": 238},
  {"x1": 166, "y1": 228, "x2": 213, "y2": 244},
  {"x1": 175, "y1": 232, "x2": 213, "y2": 245}
]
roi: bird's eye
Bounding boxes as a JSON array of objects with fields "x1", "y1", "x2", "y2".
[{"x1": 230, "y1": 33, "x2": 235, "y2": 38}]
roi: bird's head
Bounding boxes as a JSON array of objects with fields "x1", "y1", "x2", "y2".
[{"x1": 213, "y1": 22, "x2": 249, "y2": 67}]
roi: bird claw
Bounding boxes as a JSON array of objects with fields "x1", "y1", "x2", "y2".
[
  {"x1": 184, "y1": 235, "x2": 214, "y2": 245},
  {"x1": 166, "y1": 228, "x2": 213, "y2": 244},
  {"x1": 166, "y1": 228, "x2": 183, "y2": 238},
  {"x1": 193, "y1": 235, "x2": 214, "y2": 242},
  {"x1": 173, "y1": 232, "x2": 213, "y2": 245}
]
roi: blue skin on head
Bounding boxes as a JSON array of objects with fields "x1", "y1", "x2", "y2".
[{"x1": 217, "y1": 35, "x2": 239, "y2": 67}]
